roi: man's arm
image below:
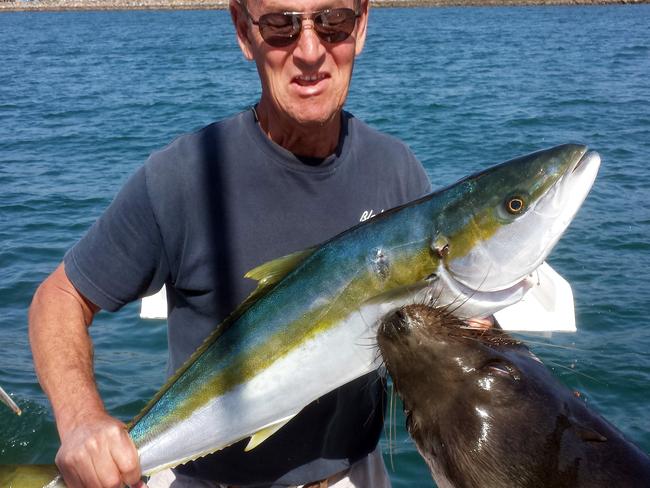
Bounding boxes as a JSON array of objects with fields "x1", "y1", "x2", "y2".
[{"x1": 29, "y1": 263, "x2": 143, "y2": 488}]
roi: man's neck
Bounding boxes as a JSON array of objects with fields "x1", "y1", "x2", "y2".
[{"x1": 254, "y1": 102, "x2": 341, "y2": 159}]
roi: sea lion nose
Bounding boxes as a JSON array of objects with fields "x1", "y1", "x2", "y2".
[
  {"x1": 395, "y1": 308, "x2": 406, "y2": 322},
  {"x1": 383, "y1": 308, "x2": 410, "y2": 337}
]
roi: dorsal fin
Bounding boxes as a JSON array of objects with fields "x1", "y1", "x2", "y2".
[
  {"x1": 127, "y1": 247, "x2": 316, "y2": 430},
  {"x1": 245, "y1": 247, "x2": 316, "y2": 288},
  {"x1": 233, "y1": 247, "x2": 317, "y2": 318}
]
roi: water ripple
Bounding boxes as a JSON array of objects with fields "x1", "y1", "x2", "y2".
[{"x1": 1, "y1": 5, "x2": 649, "y2": 484}]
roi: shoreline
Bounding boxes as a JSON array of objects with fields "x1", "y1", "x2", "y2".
[{"x1": 1, "y1": 0, "x2": 648, "y2": 12}]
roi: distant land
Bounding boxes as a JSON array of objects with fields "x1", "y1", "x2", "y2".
[{"x1": 1, "y1": 0, "x2": 647, "y2": 12}]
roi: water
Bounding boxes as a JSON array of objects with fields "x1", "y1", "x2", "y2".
[{"x1": 1, "y1": 5, "x2": 649, "y2": 486}]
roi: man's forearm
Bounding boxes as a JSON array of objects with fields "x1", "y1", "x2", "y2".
[
  {"x1": 29, "y1": 264, "x2": 143, "y2": 488},
  {"x1": 29, "y1": 263, "x2": 104, "y2": 436}
]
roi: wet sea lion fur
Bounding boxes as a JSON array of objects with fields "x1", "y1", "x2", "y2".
[{"x1": 378, "y1": 304, "x2": 650, "y2": 488}]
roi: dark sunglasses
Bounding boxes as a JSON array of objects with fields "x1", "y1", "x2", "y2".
[{"x1": 244, "y1": 5, "x2": 361, "y2": 48}]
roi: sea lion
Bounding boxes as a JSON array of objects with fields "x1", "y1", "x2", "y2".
[{"x1": 377, "y1": 303, "x2": 650, "y2": 488}]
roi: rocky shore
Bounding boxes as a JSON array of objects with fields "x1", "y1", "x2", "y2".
[{"x1": 0, "y1": 0, "x2": 647, "y2": 12}]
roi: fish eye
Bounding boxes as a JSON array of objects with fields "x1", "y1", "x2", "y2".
[{"x1": 505, "y1": 196, "x2": 526, "y2": 214}]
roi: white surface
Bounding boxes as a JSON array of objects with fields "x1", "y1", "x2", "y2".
[
  {"x1": 140, "y1": 285, "x2": 167, "y2": 319},
  {"x1": 494, "y1": 262, "x2": 576, "y2": 332}
]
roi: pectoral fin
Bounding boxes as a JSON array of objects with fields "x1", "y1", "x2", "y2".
[{"x1": 244, "y1": 416, "x2": 295, "y2": 452}]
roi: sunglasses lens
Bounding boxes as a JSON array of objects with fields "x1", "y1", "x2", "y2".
[
  {"x1": 257, "y1": 8, "x2": 357, "y2": 47},
  {"x1": 258, "y1": 13, "x2": 301, "y2": 47},
  {"x1": 314, "y1": 8, "x2": 357, "y2": 43}
]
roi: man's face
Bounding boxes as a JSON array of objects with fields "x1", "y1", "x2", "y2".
[{"x1": 232, "y1": 0, "x2": 368, "y2": 128}]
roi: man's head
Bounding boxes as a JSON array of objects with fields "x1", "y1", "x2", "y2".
[{"x1": 230, "y1": 0, "x2": 369, "y2": 133}]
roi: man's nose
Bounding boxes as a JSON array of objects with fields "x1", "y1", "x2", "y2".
[{"x1": 293, "y1": 19, "x2": 326, "y2": 67}]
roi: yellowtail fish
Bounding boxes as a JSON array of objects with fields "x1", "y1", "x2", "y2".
[
  {"x1": 3, "y1": 144, "x2": 600, "y2": 487},
  {"x1": 0, "y1": 466, "x2": 59, "y2": 488}
]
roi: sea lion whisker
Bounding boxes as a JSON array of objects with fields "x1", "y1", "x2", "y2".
[
  {"x1": 445, "y1": 264, "x2": 494, "y2": 318},
  {"x1": 388, "y1": 380, "x2": 396, "y2": 471},
  {"x1": 521, "y1": 340, "x2": 584, "y2": 352},
  {"x1": 372, "y1": 348, "x2": 385, "y2": 369},
  {"x1": 416, "y1": 289, "x2": 430, "y2": 307},
  {"x1": 544, "y1": 359, "x2": 606, "y2": 386},
  {"x1": 427, "y1": 281, "x2": 446, "y2": 309},
  {"x1": 457, "y1": 332, "x2": 522, "y2": 347},
  {"x1": 355, "y1": 336, "x2": 380, "y2": 349},
  {"x1": 440, "y1": 292, "x2": 468, "y2": 317},
  {"x1": 359, "y1": 373, "x2": 389, "y2": 432}
]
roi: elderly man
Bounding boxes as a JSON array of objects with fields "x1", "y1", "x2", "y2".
[{"x1": 29, "y1": 0, "x2": 431, "y2": 486}]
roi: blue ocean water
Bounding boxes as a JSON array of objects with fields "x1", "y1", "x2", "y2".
[{"x1": 1, "y1": 5, "x2": 649, "y2": 486}]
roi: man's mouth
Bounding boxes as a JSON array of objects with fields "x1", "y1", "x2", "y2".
[{"x1": 293, "y1": 73, "x2": 329, "y2": 86}]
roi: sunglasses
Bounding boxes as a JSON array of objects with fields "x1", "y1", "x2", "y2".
[{"x1": 244, "y1": 4, "x2": 361, "y2": 48}]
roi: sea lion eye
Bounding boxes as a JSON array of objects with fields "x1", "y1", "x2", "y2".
[
  {"x1": 489, "y1": 363, "x2": 513, "y2": 375},
  {"x1": 505, "y1": 196, "x2": 526, "y2": 214},
  {"x1": 482, "y1": 360, "x2": 520, "y2": 381}
]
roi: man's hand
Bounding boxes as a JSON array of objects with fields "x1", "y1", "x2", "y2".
[{"x1": 56, "y1": 411, "x2": 143, "y2": 488}]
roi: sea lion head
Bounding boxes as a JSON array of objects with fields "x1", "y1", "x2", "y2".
[{"x1": 378, "y1": 303, "x2": 593, "y2": 487}]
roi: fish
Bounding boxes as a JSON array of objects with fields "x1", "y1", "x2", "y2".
[
  {"x1": 0, "y1": 466, "x2": 60, "y2": 488},
  {"x1": 377, "y1": 303, "x2": 650, "y2": 487},
  {"x1": 4, "y1": 144, "x2": 600, "y2": 487},
  {"x1": 0, "y1": 384, "x2": 22, "y2": 416}
]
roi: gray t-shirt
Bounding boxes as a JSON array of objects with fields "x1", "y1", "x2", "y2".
[{"x1": 64, "y1": 109, "x2": 431, "y2": 486}]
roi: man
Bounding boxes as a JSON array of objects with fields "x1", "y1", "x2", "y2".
[{"x1": 29, "y1": 0, "x2": 432, "y2": 486}]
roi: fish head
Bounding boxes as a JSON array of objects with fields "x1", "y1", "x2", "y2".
[{"x1": 430, "y1": 144, "x2": 599, "y2": 313}]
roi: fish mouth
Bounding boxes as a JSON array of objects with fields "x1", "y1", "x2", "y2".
[
  {"x1": 426, "y1": 264, "x2": 535, "y2": 319},
  {"x1": 531, "y1": 147, "x2": 600, "y2": 252},
  {"x1": 573, "y1": 149, "x2": 600, "y2": 174}
]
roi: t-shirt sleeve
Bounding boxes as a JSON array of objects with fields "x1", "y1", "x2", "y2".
[
  {"x1": 384, "y1": 137, "x2": 431, "y2": 201},
  {"x1": 63, "y1": 166, "x2": 168, "y2": 312},
  {"x1": 404, "y1": 147, "x2": 432, "y2": 198}
]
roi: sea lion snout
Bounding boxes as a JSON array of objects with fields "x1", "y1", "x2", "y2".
[
  {"x1": 378, "y1": 308, "x2": 413, "y2": 339},
  {"x1": 378, "y1": 304, "x2": 444, "y2": 338},
  {"x1": 379, "y1": 303, "x2": 464, "y2": 341}
]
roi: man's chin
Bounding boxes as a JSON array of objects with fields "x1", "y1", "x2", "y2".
[{"x1": 289, "y1": 106, "x2": 341, "y2": 128}]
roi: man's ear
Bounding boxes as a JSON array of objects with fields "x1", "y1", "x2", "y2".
[
  {"x1": 354, "y1": 0, "x2": 370, "y2": 57},
  {"x1": 230, "y1": 0, "x2": 255, "y2": 61}
]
